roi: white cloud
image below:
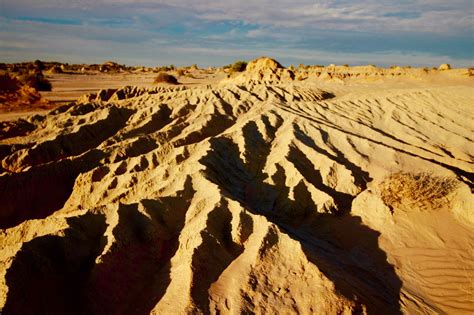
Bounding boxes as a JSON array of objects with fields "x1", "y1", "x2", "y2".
[
  {"x1": 1, "y1": 18, "x2": 471, "y2": 68},
  {"x1": 1, "y1": 1, "x2": 472, "y2": 66},
  {"x1": 3, "y1": 0, "x2": 473, "y2": 34}
]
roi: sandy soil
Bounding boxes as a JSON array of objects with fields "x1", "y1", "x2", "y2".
[
  {"x1": 0, "y1": 70, "x2": 226, "y2": 121},
  {"x1": 41, "y1": 71, "x2": 226, "y2": 104},
  {"x1": 0, "y1": 58, "x2": 473, "y2": 314}
]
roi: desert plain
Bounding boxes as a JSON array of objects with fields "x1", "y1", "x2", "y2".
[{"x1": 0, "y1": 58, "x2": 473, "y2": 314}]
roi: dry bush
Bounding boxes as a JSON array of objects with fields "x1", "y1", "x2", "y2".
[
  {"x1": 18, "y1": 73, "x2": 52, "y2": 91},
  {"x1": 229, "y1": 61, "x2": 247, "y2": 73},
  {"x1": 224, "y1": 61, "x2": 247, "y2": 74},
  {"x1": 176, "y1": 69, "x2": 186, "y2": 76},
  {"x1": 33, "y1": 59, "x2": 45, "y2": 71},
  {"x1": 156, "y1": 65, "x2": 175, "y2": 72},
  {"x1": 153, "y1": 72, "x2": 179, "y2": 84},
  {"x1": 0, "y1": 73, "x2": 20, "y2": 91},
  {"x1": 379, "y1": 172, "x2": 459, "y2": 209}
]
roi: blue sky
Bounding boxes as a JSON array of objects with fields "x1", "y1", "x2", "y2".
[{"x1": 0, "y1": 0, "x2": 473, "y2": 67}]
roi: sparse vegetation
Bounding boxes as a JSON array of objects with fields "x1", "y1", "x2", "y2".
[
  {"x1": 230, "y1": 61, "x2": 247, "y2": 73},
  {"x1": 224, "y1": 60, "x2": 248, "y2": 74},
  {"x1": 176, "y1": 69, "x2": 186, "y2": 76},
  {"x1": 156, "y1": 65, "x2": 176, "y2": 72},
  {"x1": 379, "y1": 172, "x2": 459, "y2": 210},
  {"x1": 33, "y1": 60, "x2": 45, "y2": 71},
  {"x1": 18, "y1": 73, "x2": 52, "y2": 91},
  {"x1": 0, "y1": 73, "x2": 20, "y2": 91},
  {"x1": 1, "y1": 61, "x2": 213, "y2": 76},
  {"x1": 153, "y1": 72, "x2": 179, "y2": 84}
]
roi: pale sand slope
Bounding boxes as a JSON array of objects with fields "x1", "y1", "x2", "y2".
[
  {"x1": 0, "y1": 70, "x2": 224, "y2": 122},
  {"x1": 0, "y1": 58, "x2": 473, "y2": 314},
  {"x1": 40, "y1": 70, "x2": 226, "y2": 105}
]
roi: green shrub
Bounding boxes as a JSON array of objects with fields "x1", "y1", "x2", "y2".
[
  {"x1": 224, "y1": 61, "x2": 247, "y2": 74},
  {"x1": 230, "y1": 61, "x2": 247, "y2": 73}
]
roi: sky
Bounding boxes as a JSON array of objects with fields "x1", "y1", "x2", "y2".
[{"x1": 0, "y1": 0, "x2": 473, "y2": 67}]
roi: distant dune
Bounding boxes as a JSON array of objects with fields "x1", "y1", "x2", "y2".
[{"x1": 0, "y1": 57, "x2": 473, "y2": 314}]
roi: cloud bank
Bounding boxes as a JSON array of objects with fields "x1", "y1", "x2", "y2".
[{"x1": 1, "y1": 0, "x2": 473, "y2": 66}]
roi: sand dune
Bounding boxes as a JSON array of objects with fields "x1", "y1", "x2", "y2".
[{"x1": 0, "y1": 58, "x2": 473, "y2": 314}]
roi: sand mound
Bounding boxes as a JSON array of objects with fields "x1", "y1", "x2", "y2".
[
  {"x1": 0, "y1": 65, "x2": 473, "y2": 314},
  {"x1": 439, "y1": 63, "x2": 451, "y2": 70},
  {"x1": 246, "y1": 57, "x2": 283, "y2": 72},
  {"x1": 228, "y1": 57, "x2": 295, "y2": 84}
]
